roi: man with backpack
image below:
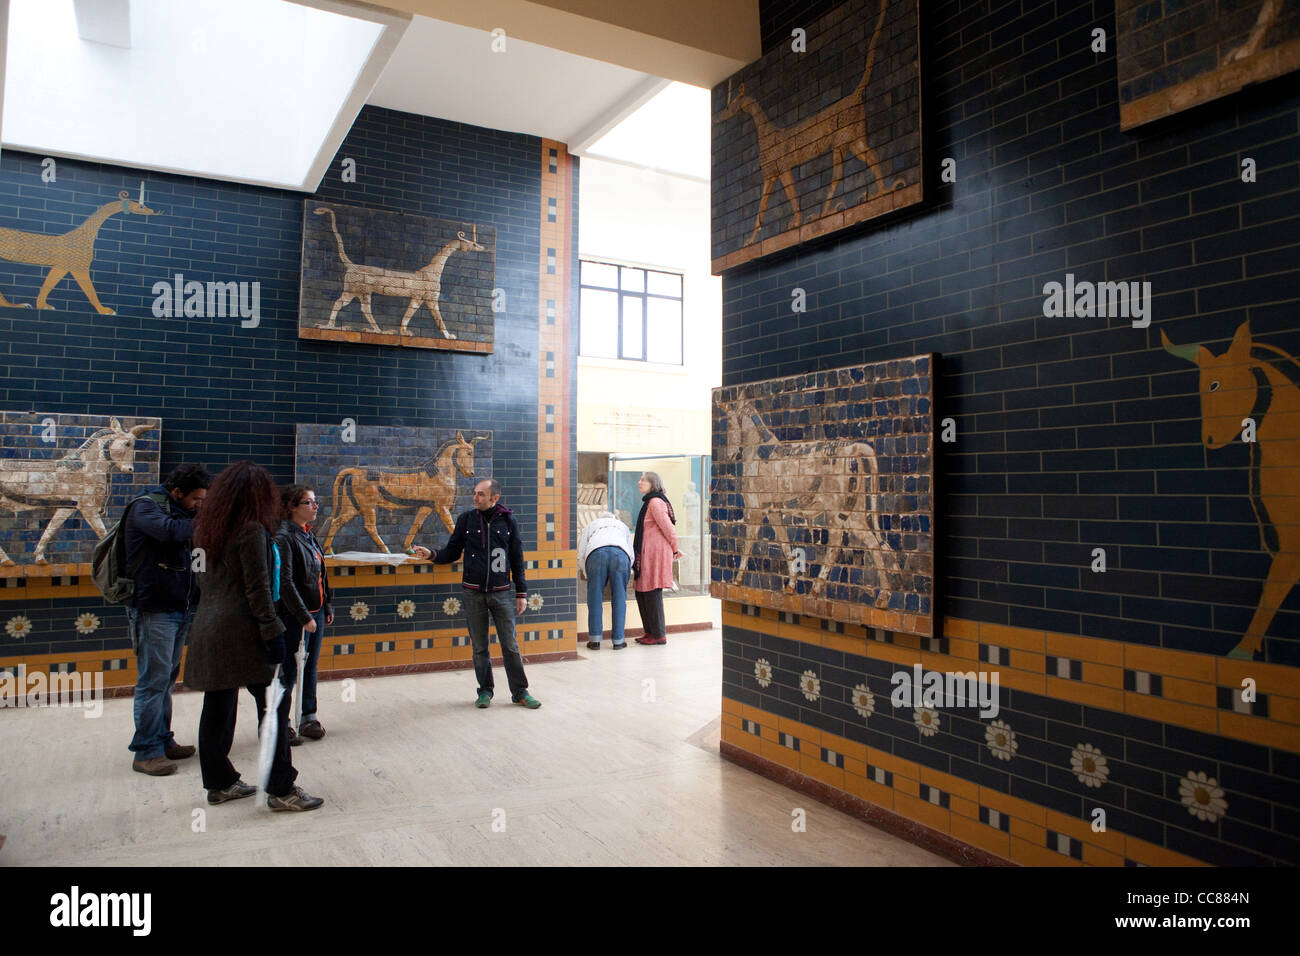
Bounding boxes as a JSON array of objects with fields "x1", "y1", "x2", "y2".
[{"x1": 124, "y1": 463, "x2": 212, "y2": 776}]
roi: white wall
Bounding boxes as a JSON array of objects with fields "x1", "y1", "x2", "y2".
[{"x1": 576, "y1": 156, "x2": 721, "y2": 457}]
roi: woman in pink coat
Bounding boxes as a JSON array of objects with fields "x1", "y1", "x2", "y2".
[{"x1": 632, "y1": 471, "x2": 682, "y2": 645}]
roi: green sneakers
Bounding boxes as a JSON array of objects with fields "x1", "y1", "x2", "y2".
[{"x1": 477, "y1": 692, "x2": 540, "y2": 708}]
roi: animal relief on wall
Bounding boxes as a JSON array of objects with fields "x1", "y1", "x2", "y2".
[
  {"x1": 299, "y1": 201, "x2": 496, "y2": 353},
  {"x1": 711, "y1": 0, "x2": 922, "y2": 272},
  {"x1": 711, "y1": 358, "x2": 935, "y2": 637},
  {"x1": 295, "y1": 424, "x2": 492, "y2": 556},
  {"x1": 1162, "y1": 322, "x2": 1300, "y2": 662},
  {"x1": 1116, "y1": 0, "x2": 1300, "y2": 129},
  {"x1": 0, "y1": 413, "x2": 160, "y2": 566},
  {"x1": 0, "y1": 183, "x2": 159, "y2": 314}
]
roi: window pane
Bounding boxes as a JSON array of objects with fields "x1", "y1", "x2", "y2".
[
  {"x1": 620, "y1": 267, "x2": 644, "y2": 292},
  {"x1": 646, "y1": 271, "x2": 681, "y2": 297},
  {"x1": 620, "y1": 295, "x2": 644, "y2": 360},
  {"x1": 580, "y1": 288, "x2": 618, "y2": 357},
  {"x1": 646, "y1": 297, "x2": 682, "y2": 364},
  {"x1": 582, "y1": 261, "x2": 618, "y2": 289}
]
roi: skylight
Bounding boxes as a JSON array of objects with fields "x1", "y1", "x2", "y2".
[{"x1": 2, "y1": 0, "x2": 407, "y2": 191}]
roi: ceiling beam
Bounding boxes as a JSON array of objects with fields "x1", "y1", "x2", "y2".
[
  {"x1": 73, "y1": 0, "x2": 131, "y2": 49},
  {"x1": 566, "y1": 75, "x2": 669, "y2": 156},
  {"x1": 290, "y1": 0, "x2": 413, "y2": 192},
  {"x1": 381, "y1": 0, "x2": 758, "y2": 88}
]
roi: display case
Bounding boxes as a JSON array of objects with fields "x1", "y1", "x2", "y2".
[{"x1": 608, "y1": 453, "x2": 710, "y2": 597}]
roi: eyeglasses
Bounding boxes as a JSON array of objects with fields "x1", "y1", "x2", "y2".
[{"x1": 296, "y1": 500, "x2": 319, "y2": 508}]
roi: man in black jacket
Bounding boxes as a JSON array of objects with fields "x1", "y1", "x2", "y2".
[
  {"x1": 412, "y1": 478, "x2": 540, "y2": 709},
  {"x1": 124, "y1": 463, "x2": 211, "y2": 776}
]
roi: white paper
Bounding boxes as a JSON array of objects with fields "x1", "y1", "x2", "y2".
[{"x1": 328, "y1": 551, "x2": 413, "y2": 567}]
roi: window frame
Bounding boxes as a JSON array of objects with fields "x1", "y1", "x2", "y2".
[{"x1": 579, "y1": 259, "x2": 684, "y2": 365}]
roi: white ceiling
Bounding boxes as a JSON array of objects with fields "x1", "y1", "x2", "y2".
[
  {"x1": 2, "y1": 0, "x2": 408, "y2": 191},
  {"x1": 1, "y1": 1, "x2": 710, "y2": 189},
  {"x1": 366, "y1": 14, "x2": 664, "y2": 149}
]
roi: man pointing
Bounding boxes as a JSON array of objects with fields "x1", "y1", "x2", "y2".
[{"x1": 412, "y1": 479, "x2": 541, "y2": 709}]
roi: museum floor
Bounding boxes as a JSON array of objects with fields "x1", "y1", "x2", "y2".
[{"x1": 0, "y1": 627, "x2": 949, "y2": 867}]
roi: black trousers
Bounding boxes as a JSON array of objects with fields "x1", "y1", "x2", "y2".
[
  {"x1": 635, "y1": 588, "x2": 666, "y2": 639},
  {"x1": 199, "y1": 678, "x2": 298, "y2": 797},
  {"x1": 248, "y1": 625, "x2": 300, "y2": 725}
]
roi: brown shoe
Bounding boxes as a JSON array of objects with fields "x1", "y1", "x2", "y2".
[
  {"x1": 298, "y1": 720, "x2": 325, "y2": 741},
  {"x1": 132, "y1": 756, "x2": 177, "y2": 776},
  {"x1": 164, "y1": 742, "x2": 196, "y2": 760}
]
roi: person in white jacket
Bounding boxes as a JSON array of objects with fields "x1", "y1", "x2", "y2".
[{"x1": 578, "y1": 511, "x2": 635, "y2": 649}]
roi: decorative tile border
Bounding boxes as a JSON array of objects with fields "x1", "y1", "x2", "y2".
[
  {"x1": 722, "y1": 696, "x2": 1211, "y2": 868},
  {"x1": 722, "y1": 604, "x2": 1300, "y2": 753},
  {"x1": 1, "y1": 623, "x2": 579, "y2": 699},
  {"x1": 723, "y1": 607, "x2": 1300, "y2": 865},
  {"x1": 0, "y1": 551, "x2": 577, "y2": 593}
]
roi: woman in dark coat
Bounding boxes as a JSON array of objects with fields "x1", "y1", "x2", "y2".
[
  {"x1": 273, "y1": 484, "x2": 333, "y2": 742},
  {"x1": 187, "y1": 461, "x2": 324, "y2": 812}
]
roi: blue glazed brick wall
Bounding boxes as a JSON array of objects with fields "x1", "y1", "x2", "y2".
[
  {"x1": 721, "y1": 0, "x2": 1300, "y2": 869},
  {"x1": 725, "y1": 0, "x2": 1300, "y2": 666},
  {"x1": 0, "y1": 105, "x2": 563, "y2": 545},
  {"x1": 0, "y1": 104, "x2": 578, "y2": 654}
]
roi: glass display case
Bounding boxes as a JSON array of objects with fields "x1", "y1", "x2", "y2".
[{"x1": 608, "y1": 453, "x2": 710, "y2": 597}]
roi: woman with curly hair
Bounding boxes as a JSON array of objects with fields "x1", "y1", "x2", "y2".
[{"x1": 186, "y1": 461, "x2": 324, "y2": 812}]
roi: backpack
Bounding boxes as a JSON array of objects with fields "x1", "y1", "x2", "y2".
[
  {"x1": 91, "y1": 492, "x2": 171, "y2": 605},
  {"x1": 268, "y1": 529, "x2": 281, "y2": 604}
]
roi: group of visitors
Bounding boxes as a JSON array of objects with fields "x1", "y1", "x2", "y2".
[
  {"x1": 126, "y1": 461, "x2": 334, "y2": 811},
  {"x1": 124, "y1": 461, "x2": 673, "y2": 809},
  {"x1": 576, "y1": 471, "x2": 682, "y2": 649},
  {"x1": 126, "y1": 464, "x2": 542, "y2": 811}
]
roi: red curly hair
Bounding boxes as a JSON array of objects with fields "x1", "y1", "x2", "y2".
[{"x1": 194, "y1": 461, "x2": 281, "y2": 562}]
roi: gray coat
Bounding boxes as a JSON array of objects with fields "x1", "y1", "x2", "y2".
[{"x1": 185, "y1": 522, "x2": 285, "y2": 692}]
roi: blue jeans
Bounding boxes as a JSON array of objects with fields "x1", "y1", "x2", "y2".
[
  {"x1": 128, "y1": 607, "x2": 194, "y2": 759},
  {"x1": 586, "y1": 547, "x2": 630, "y2": 645},
  {"x1": 299, "y1": 608, "x2": 325, "y2": 722},
  {"x1": 463, "y1": 589, "x2": 528, "y2": 700}
]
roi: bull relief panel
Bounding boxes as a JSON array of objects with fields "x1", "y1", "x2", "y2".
[
  {"x1": 0, "y1": 412, "x2": 160, "y2": 566},
  {"x1": 1162, "y1": 322, "x2": 1300, "y2": 663},
  {"x1": 295, "y1": 424, "x2": 492, "y2": 556},
  {"x1": 1117, "y1": 0, "x2": 1300, "y2": 130},
  {"x1": 299, "y1": 201, "x2": 496, "y2": 353},
  {"x1": 711, "y1": 0, "x2": 922, "y2": 273},
  {"x1": 711, "y1": 357, "x2": 935, "y2": 637}
]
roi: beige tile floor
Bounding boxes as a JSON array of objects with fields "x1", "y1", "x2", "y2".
[{"x1": 0, "y1": 627, "x2": 952, "y2": 866}]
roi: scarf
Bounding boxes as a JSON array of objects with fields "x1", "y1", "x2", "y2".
[{"x1": 633, "y1": 490, "x2": 674, "y2": 580}]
